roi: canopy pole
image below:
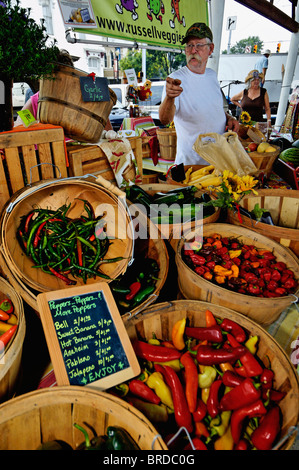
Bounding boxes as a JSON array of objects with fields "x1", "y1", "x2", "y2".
[
  {"x1": 275, "y1": 6, "x2": 299, "y2": 128},
  {"x1": 208, "y1": 0, "x2": 225, "y2": 74}
]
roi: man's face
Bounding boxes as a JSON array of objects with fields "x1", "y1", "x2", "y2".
[{"x1": 185, "y1": 36, "x2": 214, "y2": 72}]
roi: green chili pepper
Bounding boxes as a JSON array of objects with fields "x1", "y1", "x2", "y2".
[
  {"x1": 132, "y1": 285, "x2": 155, "y2": 306},
  {"x1": 74, "y1": 423, "x2": 107, "y2": 450}
]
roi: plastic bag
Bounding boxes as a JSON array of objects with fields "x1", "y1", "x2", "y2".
[{"x1": 193, "y1": 131, "x2": 258, "y2": 176}]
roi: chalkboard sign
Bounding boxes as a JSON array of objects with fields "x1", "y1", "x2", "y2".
[
  {"x1": 37, "y1": 283, "x2": 140, "y2": 390},
  {"x1": 79, "y1": 76, "x2": 110, "y2": 102}
]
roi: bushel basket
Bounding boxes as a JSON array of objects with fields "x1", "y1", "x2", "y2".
[
  {"x1": 0, "y1": 177, "x2": 133, "y2": 296},
  {"x1": 176, "y1": 223, "x2": 299, "y2": 325},
  {"x1": 124, "y1": 300, "x2": 299, "y2": 450},
  {"x1": 38, "y1": 64, "x2": 117, "y2": 143}
]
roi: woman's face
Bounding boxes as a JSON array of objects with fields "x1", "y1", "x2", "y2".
[{"x1": 250, "y1": 78, "x2": 260, "y2": 88}]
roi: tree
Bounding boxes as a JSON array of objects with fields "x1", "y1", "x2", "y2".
[
  {"x1": 222, "y1": 36, "x2": 264, "y2": 54},
  {"x1": 119, "y1": 49, "x2": 186, "y2": 80}
]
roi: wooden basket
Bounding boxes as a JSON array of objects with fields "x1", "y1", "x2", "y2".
[
  {"x1": 139, "y1": 183, "x2": 220, "y2": 250},
  {"x1": 0, "y1": 386, "x2": 167, "y2": 450},
  {"x1": 124, "y1": 299, "x2": 299, "y2": 450},
  {"x1": 156, "y1": 128, "x2": 177, "y2": 161},
  {"x1": 0, "y1": 177, "x2": 133, "y2": 295},
  {"x1": 175, "y1": 223, "x2": 299, "y2": 325},
  {"x1": 0, "y1": 277, "x2": 25, "y2": 403},
  {"x1": 247, "y1": 145, "x2": 280, "y2": 177},
  {"x1": 38, "y1": 65, "x2": 117, "y2": 143},
  {"x1": 226, "y1": 189, "x2": 299, "y2": 257}
]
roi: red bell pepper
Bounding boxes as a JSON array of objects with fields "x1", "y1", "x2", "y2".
[
  {"x1": 132, "y1": 340, "x2": 181, "y2": 362},
  {"x1": 227, "y1": 334, "x2": 263, "y2": 377},
  {"x1": 129, "y1": 379, "x2": 160, "y2": 404},
  {"x1": 230, "y1": 399, "x2": 267, "y2": 444},
  {"x1": 219, "y1": 378, "x2": 261, "y2": 411},
  {"x1": 206, "y1": 378, "x2": 222, "y2": 418},
  {"x1": 180, "y1": 351, "x2": 198, "y2": 413},
  {"x1": 155, "y1": 364, "x2": 193, "y2": 433},
  {"x1": 185, "y1": 325, "x2": 223, "y2": 343},
  {"x1": 192, "y1": 398, "x2": 207, "y2": 422},
  {"x1": 220, "y1": 318, "x2": 246, "y2": 343},
  {"x1": 251, "y1": 405, "x2": 281, "y2": 450},
  {"x1": 196, "y1": 344, "x2": 246, "y2": 366}
]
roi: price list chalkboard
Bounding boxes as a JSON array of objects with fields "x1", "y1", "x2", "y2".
[{"x1": 37, "y1": 283, "x2": 140, "y2": 390}]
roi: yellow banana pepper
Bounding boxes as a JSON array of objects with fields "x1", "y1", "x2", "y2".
[
  {"x1": 146, "y1": 371, "x2": 174, "y2": 410},
  {"x1": 210, "y1": 411, "x2": 231, "y2": 437},
  {"x1": 171, "y1": 317, "x2": 186, "y2": 350},
  {"x1": 154, "y1": 359, "x2": 181, "y2": 372},
  {"x1": 198, "y1": 365, "x2": 217, "y2": 389},
  {"x1": 214, "y1": 425, "x2": 234, "y2": 450},
  {"x1": 201, "y1": 387, "x2": 210, "y2": 404},
  {"x1": 245, "y1": 335, "x2": 259, "y2": 355}
]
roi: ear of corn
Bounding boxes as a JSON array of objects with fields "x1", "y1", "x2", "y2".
[{"x1": 194, "y1": 176, "x2": 222, "y2": 189}]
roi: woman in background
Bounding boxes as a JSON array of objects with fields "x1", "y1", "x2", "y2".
[{"x1": 231, "y1": 69, "x2": 271, "y2": 125}]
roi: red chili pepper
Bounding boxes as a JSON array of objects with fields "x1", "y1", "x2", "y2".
[
  {"x1": 155, "y1": 364, "x2": 193, "y2": 432},
  {"x1": 262, "y1": 389, "x2": 286, "y2": 402},
  {"x1": 196, "y1": 344, "x2": 246, "y2": 366},
  {"x1": 33, "y1": 218, "x2": 62, "y2": 248},
  {"x1": 192, "y1": 398, "x2": 207, "y2": 422},
  {"x1": 185, "y1": 325, "x2": 223, "y2": 343},
  {"x1": 184, "y1": 437, "x2": 207, "y2": 450},
  {"x1": 48, "y1": 266, "x2": 76, "y2": 285},
  {"x1": 205, "y1": 309, "x2": 217, "y2": 327},
  {"x1": 180, "y1": 351, "x2": 198, "y2": 413},
  {"x1": 227, "y1": 334, "x2": 263, "y2": 377},
  {"x1": 0, "y1": 298, "x2": 14, "y2": 315},
  {"x1": 195, "y1": 266, "x2": 206, "y2": 276},
  {"x1": 129, "y1": 379, "x2": 160, "y2": 404},
  {"x1": 222, "y1": 370, "x2": 244, "y2": 388},
  {"x1": 274, "y1": 287, "x2": 287, "y2": 296},
  {"x1": 272, "y1": 262, "x2": 287, "y2": 271},
  {"x1": 220, "y1": 318, "x2": 247, "y2": 343},
  {"x1": 207, "y1": 378, "x2": 222, "y2": 418},
  {"x1": 132, "y1": 340, "x2": 181, "y2": 363},
  {"x1": 0, "y1": 324, "x2": 17, "y2": 352},
  {"x1": 259, "y1": 251, "x2": 276, "y2": 260},
  {"x1": 126, "y1": 281, "x2": 141, "y2": 301},
  {"x1": 271, "y1": 270, "x2": 281, "y2": 282},
  {"x1": 284, "y1": 277, "x2": 297, "y2": 291},
  {"x1": 24, "y1": 210, "x2": 35, "y2": 233},
  {"x1": 230, "y1": 399, "x2": 267, "y2": 444},
  {"x1": 251, "y1": 405, "x2": 281, "y2": 450},
  {"x1": 260, "y1": 368, "x2": 274, "y2": 390},
  {"x1": 219, "y1": 377, "x2": 261, "y2": 411},
  {"x1": 234, "y1": 439, "x2": 248, "y2": 450}
]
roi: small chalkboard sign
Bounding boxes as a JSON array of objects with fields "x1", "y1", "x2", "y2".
[
  {"x1": 79, "y1": 76, "x2": 110, "y2": 102},
  {"x1": 37, "y1": 283, "x2": 140, "y2": 390}
]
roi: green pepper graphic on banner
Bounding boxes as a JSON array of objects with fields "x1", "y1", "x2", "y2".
[{"x1": 58, "y1": 0, "x2": 209, "y2": 50}]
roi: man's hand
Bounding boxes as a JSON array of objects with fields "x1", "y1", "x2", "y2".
[{"x1": 165, "y1": 77, "x2": 183, "y2": 99}]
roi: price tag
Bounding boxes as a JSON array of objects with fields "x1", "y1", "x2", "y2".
[
  {"x1": 37, "y1": 283, "x2": 140, "y2": 390},
  {"x1": 17, "y1": 109, "x2": 37, "y2": 127}
]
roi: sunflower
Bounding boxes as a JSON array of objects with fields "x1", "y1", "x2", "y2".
[
  {"x1": 240, "y1": 111, "x2": 252, "y2": 125},
  {"x1": 237, "y1": 175, "x2": 259, "y2": 195}
]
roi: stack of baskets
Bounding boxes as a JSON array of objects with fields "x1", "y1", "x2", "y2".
[{"x1": 157, "y1": 128, "x2": 177, "y2": 161}]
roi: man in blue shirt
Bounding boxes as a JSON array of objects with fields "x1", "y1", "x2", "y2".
[{"x1": 254, "y1": 49, "x2": 271, "y2": 85}]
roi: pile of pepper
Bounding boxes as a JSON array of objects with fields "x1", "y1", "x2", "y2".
[
  {"x1": 182, "y1": 233, "x2": 298, "y2": 298},
  {"x1": 17, "y1": 200, "x2": 123, "y2": 285},
  {"x1": 0, "y1": 298, "x2": 18, "y2": 354},
  {"x1": 125, "y1": 185, "x2": 215, "y2": 225},
  {"x1": 110, "y1": 257, "x2": 159, "y2": 314},
  {"x1": 113, "y1": 309, "x2": 285, "y2": 450}
]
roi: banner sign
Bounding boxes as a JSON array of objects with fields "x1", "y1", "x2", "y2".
[{"x1": 58, "y1": 0, "x2": 209, "y2": 50}]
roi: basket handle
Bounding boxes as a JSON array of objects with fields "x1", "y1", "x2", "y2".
[
  {"x1": 126, "y1": 298, "x2": 173, "y2": 320},
  {"x1": 29, "y1": 163, "x2": 61, "y2": 185}
]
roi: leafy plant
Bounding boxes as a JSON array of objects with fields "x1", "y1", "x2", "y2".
[{"x1": 0, "y1": 0, "x2": 60, "y2": 81}]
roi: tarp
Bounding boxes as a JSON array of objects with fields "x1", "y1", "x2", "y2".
[{"x1": 58, "y1": 0, "x2": 209, "y2": 50}]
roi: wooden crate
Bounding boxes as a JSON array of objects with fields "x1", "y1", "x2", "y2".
[
  {"x1": 0, "y1": 123, "x2": 68, "y2": 209},
  {"x1": 67, "y1": 136, "x2": 143, "y2": 181}
]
